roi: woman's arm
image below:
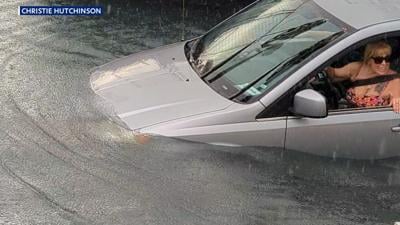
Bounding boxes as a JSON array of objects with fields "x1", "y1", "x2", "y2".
[
  {"x1": 326, "y1": 62, "x2": 361, "y2": 81},
  {"x1": 386, "y1": 78, "x2": 400, "y2": 113}
]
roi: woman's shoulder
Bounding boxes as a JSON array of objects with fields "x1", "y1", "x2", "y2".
[
  {"x1": 347, "y1": 61, "x2": 363, "y2": 70},
  {"x1": 347, "y1": 61, "x2": 363, "y2": 80},
  {"x1": 342, "y1": 61, "x2": 363, "y2": 71},
  {"x1": 348, "y1": 61, "x2": 363, "y2": 66}
]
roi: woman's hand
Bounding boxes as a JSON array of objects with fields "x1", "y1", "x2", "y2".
[{"x1": 390, "y1": 97, "x2": 400, "y2": 113}]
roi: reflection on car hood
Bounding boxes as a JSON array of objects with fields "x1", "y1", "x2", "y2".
[{"x1": 90, "y1": 42, "x2": 233, "y2": 130}]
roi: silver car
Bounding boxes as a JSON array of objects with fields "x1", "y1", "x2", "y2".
[{"x1": 90, "y1": 0, "x2": 400, "y2": 160}]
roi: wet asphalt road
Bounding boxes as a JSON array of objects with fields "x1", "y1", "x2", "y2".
[{"x1": 1, "y1": 0, "x2": 400, "y2": 224}]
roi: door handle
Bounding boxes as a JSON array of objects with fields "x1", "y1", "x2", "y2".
[{"x1": 392, "y1": 126, "x2": 400, "y2": 132}]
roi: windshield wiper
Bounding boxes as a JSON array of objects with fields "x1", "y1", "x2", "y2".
[
  {"x1": 260, "y1": 19, "x2": 326, "y2": 48},
  {"x1": 204, "y1": 19, "x2": 327, "y2": 83},
  {"x1": 228, "y1": 31, "x2": 344, "y2": 100}
]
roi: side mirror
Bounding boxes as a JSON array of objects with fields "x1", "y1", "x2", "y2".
[{"x1": 291, "y1": 89, "x2": 327, "y2": 118}]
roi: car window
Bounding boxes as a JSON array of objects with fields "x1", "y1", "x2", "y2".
[
  {"x1": 257, "y1": 34, "x2": 400, "y2": 119},
  {"x1": 310, "y1": 37, "x2": 400, "y2": 112}
]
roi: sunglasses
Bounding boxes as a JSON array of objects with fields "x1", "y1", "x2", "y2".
[{"x1": 371, "y1": 56, "x2": 391, "y2": 64}]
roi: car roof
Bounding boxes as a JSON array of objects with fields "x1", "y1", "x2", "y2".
[{"x1": 314, "y1": 0, "x2": 400, "y2": 29}]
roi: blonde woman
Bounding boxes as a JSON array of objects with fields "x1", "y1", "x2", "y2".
[{"x1": 326, "y1": 41, "x2": 400, "y2": 113}]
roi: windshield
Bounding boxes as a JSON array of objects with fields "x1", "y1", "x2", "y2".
[{"x1": 187, "y1": 0, "x2": 350, "y2": 103}]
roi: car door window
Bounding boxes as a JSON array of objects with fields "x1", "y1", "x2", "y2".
[
  {"x1": 257, "y1": 34, "x2": 400, "y2": 119},
  {"x1": 311, "y1": 37, "x2": 400, "y2": 112}
]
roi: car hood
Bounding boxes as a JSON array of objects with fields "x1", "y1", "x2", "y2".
[{"x1": 90, "y1": 42, "x2": 233, "y2": 130}]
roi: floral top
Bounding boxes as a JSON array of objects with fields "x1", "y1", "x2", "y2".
[{"x1": 346, "y1": 87, "x2": 390, "y2": 107}]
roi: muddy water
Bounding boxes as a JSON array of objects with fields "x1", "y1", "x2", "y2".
[{"x1": 0, "y1": 1, "x2": 399, "y2": 224}]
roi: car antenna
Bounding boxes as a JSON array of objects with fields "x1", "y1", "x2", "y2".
[{"x1": 181, "y1": 0, "x2": 186, "y2": 41}]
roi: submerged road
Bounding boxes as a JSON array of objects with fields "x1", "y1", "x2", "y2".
[{"x1": 1, "y1": 0, "x2": 400, "y2": 224}]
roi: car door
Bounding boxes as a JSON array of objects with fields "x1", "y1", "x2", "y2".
[
  {"x1": 278, "y1": 25, "x2": 400, "y2": 159},
  {"x1": 285, "y1": 109, "x2": 400, "y2": 159},
  {"x1": 194, "y1": 117, "x2": 288, "y2": 148},
  {"x1": 283, "y1": 35, "x2": 400, "y2": 159}
]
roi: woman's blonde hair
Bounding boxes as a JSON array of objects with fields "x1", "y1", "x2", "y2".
[{"x1": 363, "y1": 41, "x2": 392, "y2": 64}]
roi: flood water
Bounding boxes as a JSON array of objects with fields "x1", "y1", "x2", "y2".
[{"x1": 1, "y1": 0, "x2": 400, "y2": 224}]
